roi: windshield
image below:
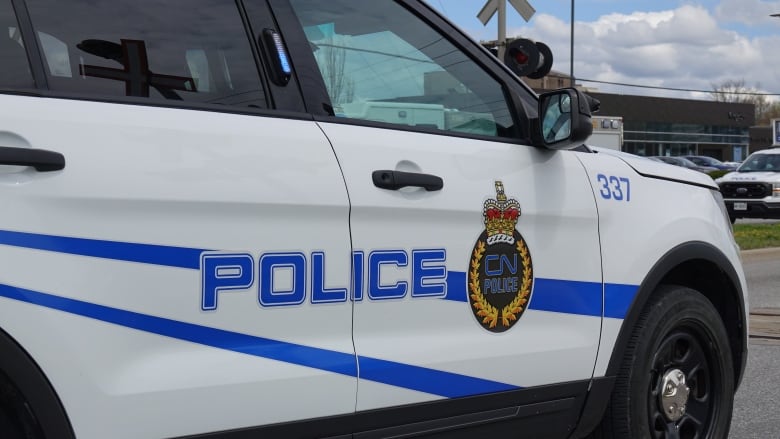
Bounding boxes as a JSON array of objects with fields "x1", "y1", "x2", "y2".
[{"x1": 737, "y1": 153, "x2": 780, "y2": 172}]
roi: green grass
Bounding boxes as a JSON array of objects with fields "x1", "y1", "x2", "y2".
[
  {"x1": 707, "y1": 170, "x2": 730, "y2": 180},
  {"x1": 733, "y1": 223, "x2": 780, "y2": 250}
]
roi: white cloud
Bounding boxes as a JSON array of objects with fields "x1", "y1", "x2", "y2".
[
  {"x1": 506, "y1": 4, "x2": 780, "y2": 98},
  {"x1": 716, "y1": 0, "x2": 780, "y2": 25}
]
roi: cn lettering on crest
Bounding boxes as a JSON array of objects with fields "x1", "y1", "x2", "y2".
[{"x1": 468, "y1": 181, "x2": 533, "y2": 332}]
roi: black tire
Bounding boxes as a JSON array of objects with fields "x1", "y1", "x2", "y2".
[
  {"x1": 0, "y1": 406, "x2": 26, "y2": 439},
  {"x1": 593, "y1": 285, "x2": 734, "y2": 439},
  {"x1": 0, "y1": 378, "x2": 39, "y2": 439},
  {"x1": 0, "y1": 327, "x2": 73, "y2": 439}
]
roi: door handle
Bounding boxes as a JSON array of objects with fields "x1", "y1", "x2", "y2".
[
  {"x1": 0, "y1": 146, "x2": 65, "y2": 172},
  {"x1": 372, "y1": 170, "x2": 443, "y2": 191}
]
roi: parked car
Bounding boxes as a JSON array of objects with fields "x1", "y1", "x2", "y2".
[
  {"x1": 684, "y1": 155, "x2": 738, "y2": 171},
  {"x1": 650, "y1": 156, "x2": 719, "y2": 173}
]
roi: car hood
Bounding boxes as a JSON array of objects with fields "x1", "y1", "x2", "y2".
[
  {"x1": 716, "y1": 171, "x2": 780, "y2": 183},
  {"x1": 589, "y1": 147, "x2": 718, "y2": 189}
]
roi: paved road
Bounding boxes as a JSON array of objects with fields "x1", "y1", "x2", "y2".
[{"x1": 729, "y1": 248, "x2": 780, "y2": 438}]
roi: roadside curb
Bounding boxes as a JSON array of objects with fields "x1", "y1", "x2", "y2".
[{"x1": 740, "y1": 247, "x2": 780, "y2": 262}]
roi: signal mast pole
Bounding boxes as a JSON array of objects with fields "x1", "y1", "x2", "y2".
[
  {"x1": 478, "y1": 0, "x2": 536, "y2": 62},
  {"x1": 497, "y1": 0, "x2": 507, "y2": 60}
]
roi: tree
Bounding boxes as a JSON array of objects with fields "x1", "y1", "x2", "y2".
[
  {"x1": 710, "y1": 79, "x2": 779, "y2": 125},
  {"x1": 317, "y1": 36, "x2": 355, "y2": 105}
]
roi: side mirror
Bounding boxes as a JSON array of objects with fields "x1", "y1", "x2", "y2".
[{"x1": 531, "y1": 88, "x2": 596, "y2": 150}]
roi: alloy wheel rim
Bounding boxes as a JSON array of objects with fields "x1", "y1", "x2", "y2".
[{"x1": 647, "y1": 328, "x2": 722, "y2": 439}]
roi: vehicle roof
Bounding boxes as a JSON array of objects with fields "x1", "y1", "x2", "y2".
[
  {"x1": 753, "y1": 147, "x2": 780, "y2": 155},
  {"x1": 684, "y1": 155, "x2": 722, "y2": 161}
]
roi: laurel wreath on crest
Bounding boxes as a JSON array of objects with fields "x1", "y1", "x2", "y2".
[
  {"x1": 469, "y1": 241, "x2": 499, "y2": 328},
  {"x1": 469, "y1": 239, "x2": 533, "y2": 329}
]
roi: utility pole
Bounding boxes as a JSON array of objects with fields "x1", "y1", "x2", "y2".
[{"x1": 570, "y1": 0, "x2": 575, "y2": 86}]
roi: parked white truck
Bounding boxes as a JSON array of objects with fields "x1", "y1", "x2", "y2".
[
  {"x1": 717, "y1": 147, "x2": 780, "y2": 222},
  {"x1": 586, "y1": 116, "x2": 623, "y2": 151}
]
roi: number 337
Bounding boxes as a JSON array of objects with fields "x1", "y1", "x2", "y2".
[{"x1": 596, "y1": 174, "x2": 631, "y2": 202}]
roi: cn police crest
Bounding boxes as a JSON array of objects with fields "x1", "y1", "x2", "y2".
[{"x1": 468, "y1": 181, "x2": 533, "y2": 332}]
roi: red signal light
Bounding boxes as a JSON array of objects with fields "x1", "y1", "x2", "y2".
[{"x1": 513, "y1": 49, "x2": 529, "y2": 65}]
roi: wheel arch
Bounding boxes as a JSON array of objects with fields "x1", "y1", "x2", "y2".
[
  {"x1": 570, "y1": 241, "x2": 747, "y2": 439},
  {"x1": 606, "y1": 241, "x2": 747, "y2": 388},
  {"x1": 0, "y1": 325, "x2": 74, "y2": 439}
]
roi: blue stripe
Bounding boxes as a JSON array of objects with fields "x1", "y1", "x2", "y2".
[
  {"x1": 444, "y1": 271, "x2": 468, "y2": 302},
  {"x1": 0, "y1": 283, "x2": 356, "y2": 375},
  {"x1": 0, "y1": 231, "x2": 640, "y2": 320},
  {"x1": 0, "y1": 230, "x2": 204, "y2": 269},
  {"x1": 446, "y1": 271, "x2": 638, "y2": 318},
  {"x1": 357, "y1": 356, "x2": 518, "y2": 398},
  {"x1": 604, "y1": 283, "x2": 638, "y2": 319},
  {"x1": 528, "y1": 278, "x2": 602, "y2": 317},
  {"x1": 0, "y1": 283, "x2": 517, "y2": 398}
]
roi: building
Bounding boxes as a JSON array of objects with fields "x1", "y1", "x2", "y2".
[
  {"x1": 749, "y1": 126, "x2": 773, "y2": 152},
  {"x1": 586, "y1": 93, "x2": 754, "y2": 161},
  {"x1": 480, "y1": 39, "x2": 755, "y2": 161},
  {"x1": 523, "y1": 70, "x2": 572, "y2": 90}
]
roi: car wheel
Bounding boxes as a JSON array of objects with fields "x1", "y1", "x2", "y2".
[
  {"x1": 0, "y1": 377, "x2": 43, "y2": 439},
  {"x1": 0, "y1": 402, "x2": 26, "y2": 439},
  {"x1": 592, "y1": 285, "x2": 734, "y2": 438}
]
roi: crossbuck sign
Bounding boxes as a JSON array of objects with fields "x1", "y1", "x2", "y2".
[{"x1": 477, "y1": 0, "x2": 536, "y2": 59}]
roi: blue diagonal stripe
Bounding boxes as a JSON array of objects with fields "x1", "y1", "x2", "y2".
[
  {"x1": 0, "y1": 230, "x2": 205, "y2": 269},
  {"x1": 0, "y1": 283, "x2": 518, "y2": 398},
  {"x1": 0, "y1": 283, "x2": 356, "y2": 375},
  {"x1": 358, "y1": 356, "x2": 518, "y2": 398}
]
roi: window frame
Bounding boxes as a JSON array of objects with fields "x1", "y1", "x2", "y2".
[
  {"x1": 3, "y1": 0, "x2": 310, "y2": 118},
  {"x1": 270, "y1": 0, "x2": 539, "y2": 145},
  {"x1": 8, "y1": 0, "x2": 47, "y2": 89}
]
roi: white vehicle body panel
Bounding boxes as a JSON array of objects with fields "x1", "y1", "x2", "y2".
[
  {"x1": 0, "y1": 96, "x2": 357, "y2": 438},
  {"x1": 319, "y1": 122, "x2": 605, "y2": 411},
  {"x1": 574, "y1": 151, "x2": 747, "y2": 376},
  {"x1": 0, "y1": 0, "x2": 749, "y2": 436}
]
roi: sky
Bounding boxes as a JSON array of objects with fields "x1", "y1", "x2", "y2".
[{"x1": 430, "y1": 0, "x2": 780, "y2": 100}]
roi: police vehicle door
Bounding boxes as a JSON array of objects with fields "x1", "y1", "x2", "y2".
[
  {"x1": 0, "y1": 1, "x2": 355, "y2": 435},
  {"x1": 283, "y1": 0, "x2": 604, "y2": 412}
]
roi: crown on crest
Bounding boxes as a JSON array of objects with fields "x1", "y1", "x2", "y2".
[{"x1": 483, "y1": 181, "x2": 521, "y2": 238}]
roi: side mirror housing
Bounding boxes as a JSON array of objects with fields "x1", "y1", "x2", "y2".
[{"x1": 531, "y1": 88, "x2": 597, "y2": 150}]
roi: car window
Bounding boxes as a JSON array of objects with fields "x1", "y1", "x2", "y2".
[
  {"x1": 738, "y1": 153, "x2": 780, "y2": 172},
  {"x1": 24, "y1": 0, "x2": 267, "y2": 108},
  {"x1": 0, "y1": 1, "x2": 34, "y2": 89},
  {"x1": 288, "y1": 0, "x2": 517, "y2": 138}
]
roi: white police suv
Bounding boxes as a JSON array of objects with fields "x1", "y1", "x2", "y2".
[
  {"x1": 717, "y1": 147, "x2": 780, "y2": 222},
  {"x1": 0, "y1": 1, "x2": 748, "y2": 438}
]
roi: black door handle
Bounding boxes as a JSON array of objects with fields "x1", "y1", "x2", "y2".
[
  {"x1": 0, "y1": 146, "x2": 65, "y2": 172},
  {"x1": 372, "y1": 170, "x2": 443, "y2": 191}
]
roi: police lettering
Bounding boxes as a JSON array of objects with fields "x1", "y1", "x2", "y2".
[
  {"x1": 483, "y1": 276, "x2": 518, "y2": 294},
  {"x1": 201, "y1": 249, "x2": 447, "y2": 310}
]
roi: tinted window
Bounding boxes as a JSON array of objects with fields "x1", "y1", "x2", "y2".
[
  {"x1": 738, "y1": 153, "x2": 780, "y2": 172},
  {"x1": 289, "y1": 0, "x2": 516, "y2": 138},
  {"x1": 25, "y1": 0, "x2": 267, "y2": 108},
  {"x1": 0, "y1": 1, "x2": 33, "y2": 89}
]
